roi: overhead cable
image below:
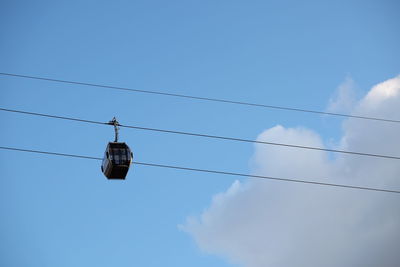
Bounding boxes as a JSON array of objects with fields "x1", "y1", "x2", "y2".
[
  {"x1": 1, "y1": 72, "x2": 399, "y2": 124},
  {"x1": 1, "y1": 107, "x2": 400, "y2": 160},
  {"x1": 1, "y1": 145, "x2": 399, "y2": 194}
]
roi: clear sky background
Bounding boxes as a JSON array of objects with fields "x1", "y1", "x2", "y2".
[{"x1": 0, "y1": 1, "x2": 399, "y2": 266}]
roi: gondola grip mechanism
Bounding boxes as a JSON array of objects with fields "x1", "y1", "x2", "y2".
[{"x1": 107, "y1": 117, "x2": 120, "y2": 142}]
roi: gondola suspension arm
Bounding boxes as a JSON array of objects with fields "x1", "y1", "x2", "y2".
[{"x1": 108, "y1": 117, "x2": 120, "y2": 142}]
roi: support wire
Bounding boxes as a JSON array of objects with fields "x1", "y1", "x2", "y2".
[{"x1": 0, "y1": 145, "x2": 399, "y2": 194}]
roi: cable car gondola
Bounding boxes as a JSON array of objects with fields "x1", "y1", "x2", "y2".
[{"x1": 101, "y1": 117, "x2": 133, "y2": 180}]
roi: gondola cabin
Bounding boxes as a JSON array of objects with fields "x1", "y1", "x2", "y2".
[{"x1": 101, "y1": 142, "x2": 133, "y2": 179}]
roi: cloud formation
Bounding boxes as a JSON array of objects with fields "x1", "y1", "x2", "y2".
[
  {"x1": 181, "y1": 76, "x2": 400, "y2": 267},
  {"x1": 327, "y1": 76, "x2": 358, "y2": 113}
]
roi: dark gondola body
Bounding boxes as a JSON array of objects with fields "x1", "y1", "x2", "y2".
[{"x1": 101, "y1": 142, "x2": 133, "y2": 179}]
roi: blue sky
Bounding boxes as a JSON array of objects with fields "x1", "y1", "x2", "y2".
[{"x1": 1, "y1": 1, "x2": 399, "y2": 266}]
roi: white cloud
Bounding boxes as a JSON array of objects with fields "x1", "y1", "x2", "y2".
[
  {"x1": 327, "y1": 76, "x2": 358, "y2": 114},
  {"x1": 181, "y1": 75, "x2": 400, "y2": 267}
]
